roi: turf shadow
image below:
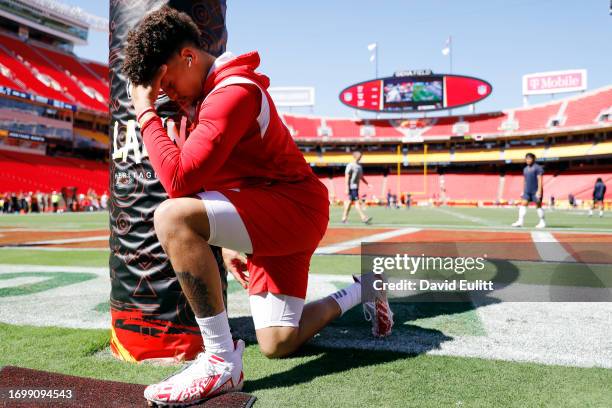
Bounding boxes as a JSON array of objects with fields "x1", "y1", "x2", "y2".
[
  {"x1": 242, "y1": 338, "x2": 438, "y2": 392},
  {"x1": 230, "y1": 260, "x2": 520, "y2": 391}
]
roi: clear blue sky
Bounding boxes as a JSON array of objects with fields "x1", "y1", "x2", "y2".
[{"x1": 69, "y1": 0, "x2": 611, "y2": 118}]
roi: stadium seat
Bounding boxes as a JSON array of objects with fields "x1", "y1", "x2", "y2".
[
  {"x1": 564, "y1": 87, "x2": 612, "y2": 128},
  {"x1": 280, "y1": 114, "x2": 320, "y2": 139},
  {"x1": 512, "y1": 102, "x2": 562, "y2": 131},
  {"x1": 0, "y1": 33, "x2": 107, "y2": 112},
  {"x1": 34, "y1": 44, "x2": 109, "y2": 106},
  {"x1": 0, "y1": 46, "x2": 69, "y2": 103},
  {"x1": 0, "y1": 150, "x2": 107, "y2": 192}
]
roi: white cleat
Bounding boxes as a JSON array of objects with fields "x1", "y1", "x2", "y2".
[
  {"x1": 511, "y1": 220, "x2": 523, "y2": 227},
  {"x1": 353, "y1": 274, "x2": 394, "y2": 337},
  {"x1": 535, "y1": 220, "x2": 546, "y2": 229},
  {"x1": 144, "y1": 340, "x2": 245, "y2": 407}
]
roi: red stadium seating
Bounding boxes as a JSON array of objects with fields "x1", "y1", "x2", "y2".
[
  {"x1": 463, "y1": 112, "x2": 507, "y2": 135},
  {"x1": 0, "y1": 33, "x2": 107, "y2": 112},
  {"x1": 501, "y1": 171, "x2": 612, "y2": 202},
  {"x1": 442, "y1": 173, "x2": 500, "y2": 201},
  {"x1": 284, "y1": 86, "x2": 612, "y2": 141},
  {"x1": 0, "y1": 67, "x2": 26, "y2": 91},
  {"x1": 280, "y1": 114, "x2": 320, "y2": 139},
  {"x1": 563, "y1": 87, "x2": 612, "y2": 128},
  {"x1": 34, "y1": 44, "x2": 109, "y2": 106},
  {"x1": 513, "y1": 102, "x2": 561, "y2": 132},
  {"x1": 422, "y1": 117, "x2": 456, "y2": 137},
  {"x1": 369, "y1": 120, "x2": 404, "y2": 137},
  {"x1": 543, "y1": 172, "x2": 612, "y2": 200},
  {"x1": 322, "y1": 171, "x2": 612, "y2": 203},
  {"x1": 323, "y1": 173, "x2": 441, "y2": 201},
  {"x1": 0, "y1": 150, "x2": 107, "y2": 193},
  {"x1": 83, "y1": 61, "x2": 109, "y2": 82},
  {"x1": 325, "y1": 118, "x2": 361, "y2": 138},
  {"x1": 0, "y1": 46, "x2": 69, "y2": 103}
]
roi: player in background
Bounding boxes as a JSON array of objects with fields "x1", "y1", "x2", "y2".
[
  {"x1": 589, "y1": 177, "x2": 607, "y2": 217},
  {"x1": 341, "y1": 151, "x2": 372, "y2": 224},
  {"x1": 124, "y1": 7, "x2": 392, "y2": 406},
  {"x1": 512, "y1": 152, "x2": 546, "y2": 228}
]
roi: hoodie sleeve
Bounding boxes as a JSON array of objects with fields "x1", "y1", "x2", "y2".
[{"x1": 141, "y1": 84, "x2": 260, "y2": 198}]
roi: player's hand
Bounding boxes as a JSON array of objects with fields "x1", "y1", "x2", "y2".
[
  {"x1": 130, "y1": 65, "x2": 167, "y2": 117},
  {"x1": 222, "y1": 248, "x2": 249, "y2": 289}
]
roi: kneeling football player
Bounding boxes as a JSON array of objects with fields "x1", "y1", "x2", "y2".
[{"x1": 123, "y1": 6, "x2": 393, "y2": 406}]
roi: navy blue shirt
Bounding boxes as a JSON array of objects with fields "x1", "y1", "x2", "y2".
[
  {"x1": 523, "y1": 163, "x2": 543, "y2": 193},
  {"x1": 593, "y1": 180, "x2": 607, "y2": 199}
]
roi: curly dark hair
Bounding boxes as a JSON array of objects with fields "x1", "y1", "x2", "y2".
[{"x1": 122, "y1": 6, "x2": 202, "y2": 85}]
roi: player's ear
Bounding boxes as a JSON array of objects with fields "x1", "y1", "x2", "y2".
[{"x1": 179, "y1": 47, "x2": 195, "y2": 66}]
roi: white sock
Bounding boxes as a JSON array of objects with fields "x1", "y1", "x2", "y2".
[
  {"x1": 195, "y1": 310, "x2": 235, "y2": 358},
  {"x1": 600, "y1": 210, "x2": 604, "y2": 217},
  {"x1": 330, "y1": 282, "x2": 361, "y2": 315},
  {"x1": 589, "y1": 209, "x2": 593, "y2": 216},
  {"x1": 518, "y1": 206, "x2": 527, "y2": 223},
  {"x1": 537, "y1": 207, "x2": 545, "y2": 220}
]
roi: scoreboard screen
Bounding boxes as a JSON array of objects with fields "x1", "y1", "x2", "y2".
[
  {"x1": 382, "y1": 76, "x2": 443, "y2": 111},
  {"x1": 340, "y1": 74, "x2": 492, "y2": 112}
]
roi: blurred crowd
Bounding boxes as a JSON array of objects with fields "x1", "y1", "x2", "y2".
[{"x1": 1, "y1": 188, "x2": 108, "y2": 214}]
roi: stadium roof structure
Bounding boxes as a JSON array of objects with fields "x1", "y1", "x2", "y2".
[{"x1": 13, "y1": 0, "x2": 107, "y2": 32}]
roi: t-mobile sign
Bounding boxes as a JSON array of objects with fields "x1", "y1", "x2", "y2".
[{"x1": 522, "y1": 69, "x2": 587, "y2": 96}]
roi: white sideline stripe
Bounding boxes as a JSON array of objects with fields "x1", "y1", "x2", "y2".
[
  {"x1": 530, "y1": 231, "x2": 576, "y2": 262},
  {"x1": 315, "y1": 227, "x2": 421, "y2": 254},
  {"x1": 20, "y1": 235, "x2": 109, "y2": 245},
  {"x1": 0, "y1": 247, "x2": 109, "y2": 252},
  {"x1": 0, "y1": 264, "x2": 108, "y2": 274},
  {"x1": 0, "y1": 228, "x2": 105, "y2": 232},
  {"x1": 0, "y1": 265, "x2": 353, "y2": 283}
]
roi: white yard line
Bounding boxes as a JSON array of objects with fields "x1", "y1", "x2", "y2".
[
  {"x1": 19, "y1": 235, "x2": 109, "y2": 245},
  {"x1": 530, "y1": 231, "x2": 576, "y2": 262},
  {"x1": 315, "y1": 227, "x2": 421, "y2": 255},
  {"x1": 0, "y1": 246, "x2": 109, "y2": 252}
]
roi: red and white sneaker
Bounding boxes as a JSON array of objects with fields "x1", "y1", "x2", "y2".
[
  {"x1": 354, "y1": 274, "x2": 394, "y2": 337},
  {"x1": 144, "y1": 340, "x2": 245, "y2": 407}
]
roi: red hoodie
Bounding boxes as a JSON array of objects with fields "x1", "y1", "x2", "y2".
[{"x1": 141, "y1": 51, "x2": 317, "y2": 198}]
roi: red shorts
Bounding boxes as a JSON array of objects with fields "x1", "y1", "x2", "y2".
[{"x1": 219, "y1": 175, "x2": 329, "y2": 299}]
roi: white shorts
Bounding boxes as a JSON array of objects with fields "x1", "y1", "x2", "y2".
[
  {"x1": 197, "y1": 191, "x2": 304, "y2": 329},
  {"x1": 196, "y1": 190, "x2": 252, "y2": 253},
  {"x1": 249, "y1": 292, "x2": 304, "y2": 329}
]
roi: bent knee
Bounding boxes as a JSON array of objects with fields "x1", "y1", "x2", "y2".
[
  {"x1": 153, "y1": 198, "x2": 209, "y2": 241},
  {"x1": 257, "y1": 327, "x2": 299, "y2": 359},
  {"x1": 153, "y1": 199, "x2": 182, "y2": 239}
]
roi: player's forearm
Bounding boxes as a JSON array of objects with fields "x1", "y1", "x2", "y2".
[
  {"x1": 141, "y1": 117, "x2": 206, "y2": 198},
  {"x1": 537, "y1": 178, "x2": 543, "y2": 196},
  {"x1": 140, "y1": 85, "x2": 259, "y2": 198}
]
